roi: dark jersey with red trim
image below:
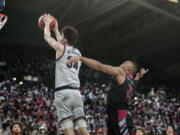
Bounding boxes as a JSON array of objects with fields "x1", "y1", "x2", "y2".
[{"x1": 107, "y1": 76, "x2": 137, "y2": 111}]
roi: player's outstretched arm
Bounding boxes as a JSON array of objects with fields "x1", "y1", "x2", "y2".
[
  {"x1": 135, "y1": 68, "x2": 149, "y2": 81},
  {"x1": 67, "y1": 56, "x2": 119, "y2": 76},
  {"x1": 42, "y1": 14, "x2": 64, "y2": 53}
]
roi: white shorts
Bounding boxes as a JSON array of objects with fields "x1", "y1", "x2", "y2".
[{"x1": 54, "y1": 89, "x2": 86, "y2": 124}]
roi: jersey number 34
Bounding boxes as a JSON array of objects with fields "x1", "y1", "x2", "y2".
[{"x1": 67, "y1": 56, "x2": 78, "y2": 70}]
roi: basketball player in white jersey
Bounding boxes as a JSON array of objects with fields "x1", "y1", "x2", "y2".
[{"x1": 42, "y1": 14, "x2": 89, "y2": 135}]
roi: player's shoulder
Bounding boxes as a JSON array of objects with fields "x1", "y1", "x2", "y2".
[
  {"x1": 114, "y1": 67, "x2": 126, "y2": 76},
  {"x1": 73, "y1": 47, "x2": 82, "y2": 56},
  {"x1": 114, "y1": 66, "x2": 124, "y2": 72},
  {"x1": 66, "y1": 45, "x2": 81, "y2": 56}
]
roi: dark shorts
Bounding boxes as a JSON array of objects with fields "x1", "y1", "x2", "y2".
[{"x1": 107, "y1": 110, "x2": 133, "y2": 135}]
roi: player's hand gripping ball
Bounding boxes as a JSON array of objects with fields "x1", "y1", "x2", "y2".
[{"x1": 38, "y1": 14, "x2": 57, "y2": 30}]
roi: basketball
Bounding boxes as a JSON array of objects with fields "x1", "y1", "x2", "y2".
[{"x1": 38, "y1": 14, "x2": 57, "y2": 30}]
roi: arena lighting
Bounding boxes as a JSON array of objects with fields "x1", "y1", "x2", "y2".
[
  {"x1": 24, "y1": 75, "x2": 39, "y2": 81},
  {"x1": 131, "y1": 0, "x2": 180, "y2": 22},
  {"x1": 12, "y1": 77, "x2": 16, "y2": 81},
  {"x1": 19, "y1": 81, "x2": 23, "y2": 85},
  {"x1": 27, "y1": 75, "x2": 32, "y2": 80},
  {"x1": 24, "y1": 75, "x2": 32, "y2": 81},
  {"x1": 168, "y1": 0, "x2": 178, "y2": 3},
  {"x1": 32, "y1": 77, "x2": 38, "y2": 81},
  {"x1": 134, "y1": 97, "x2": 138, "y2": 100}
]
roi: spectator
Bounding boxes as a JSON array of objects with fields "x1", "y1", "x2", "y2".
[
  {"x1": 10, "y1": 122, "x2": 23, "y2": 135},
  {"x1": 135, "y1": 128, "x2": 144, "y2": 135},
  {"x1": 166, "y1": 125, "x2": 176, "y2": 135},
  {"x1": 2, "y1": 123, "x2": 9, "y2": 135}
]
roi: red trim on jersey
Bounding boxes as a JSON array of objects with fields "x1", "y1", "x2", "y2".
[
  {"x1": 56, "y1": 45, "x2": 66, "y2": 61},
  {"x1": 128, "y1": 74, "x2": 133, "y2": 79},
  {"x1": 0, "y1": 14, "x2": 7, "y2": 18}
]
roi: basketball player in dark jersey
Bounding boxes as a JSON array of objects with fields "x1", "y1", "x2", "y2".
[{"x1": 67, "y1": 56, "x2": 148, "y2": 135}]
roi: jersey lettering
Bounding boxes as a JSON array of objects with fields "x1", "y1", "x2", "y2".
[{"x1": 67, "y1": 56, "x2": 79, "y2": 70}]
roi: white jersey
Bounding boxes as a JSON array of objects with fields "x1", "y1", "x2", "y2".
[{"x1": 55, "y1": 45, "x2": 81, "y2": 89}]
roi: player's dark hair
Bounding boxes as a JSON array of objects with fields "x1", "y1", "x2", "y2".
[
  {"x1": 61, "y1": 26, "x2": 79, "y2": 46},
  {"x1": 130, "y1": 61, "x2": 139, "y2": 76}
]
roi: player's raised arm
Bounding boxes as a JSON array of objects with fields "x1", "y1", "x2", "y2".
[
  {"x1": 53, "y1": 21, "x2": 63, "y2": 43},
  {"x1": 42, "y1": 14, "x2": 64, "y2": 53},
  {"x1": 67, "y1": 56, "x2": 120, "y2": 76}
]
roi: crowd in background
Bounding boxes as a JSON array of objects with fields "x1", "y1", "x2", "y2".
[
  {"x1": 0, "y1": 80, "x2": 57, "y2": 135},
  {"x1": 0, "y1": 45, "x2": 179, "y2": 135},
  {"x1": 0, "y1": 45, "x2": 55, "y2": 84},
  {"x1": 131, "y1": 88, "x2": 180, "y2": 135},
  {"x1": 0, "y1": 79, "x2": 179, "y2": 135}
]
